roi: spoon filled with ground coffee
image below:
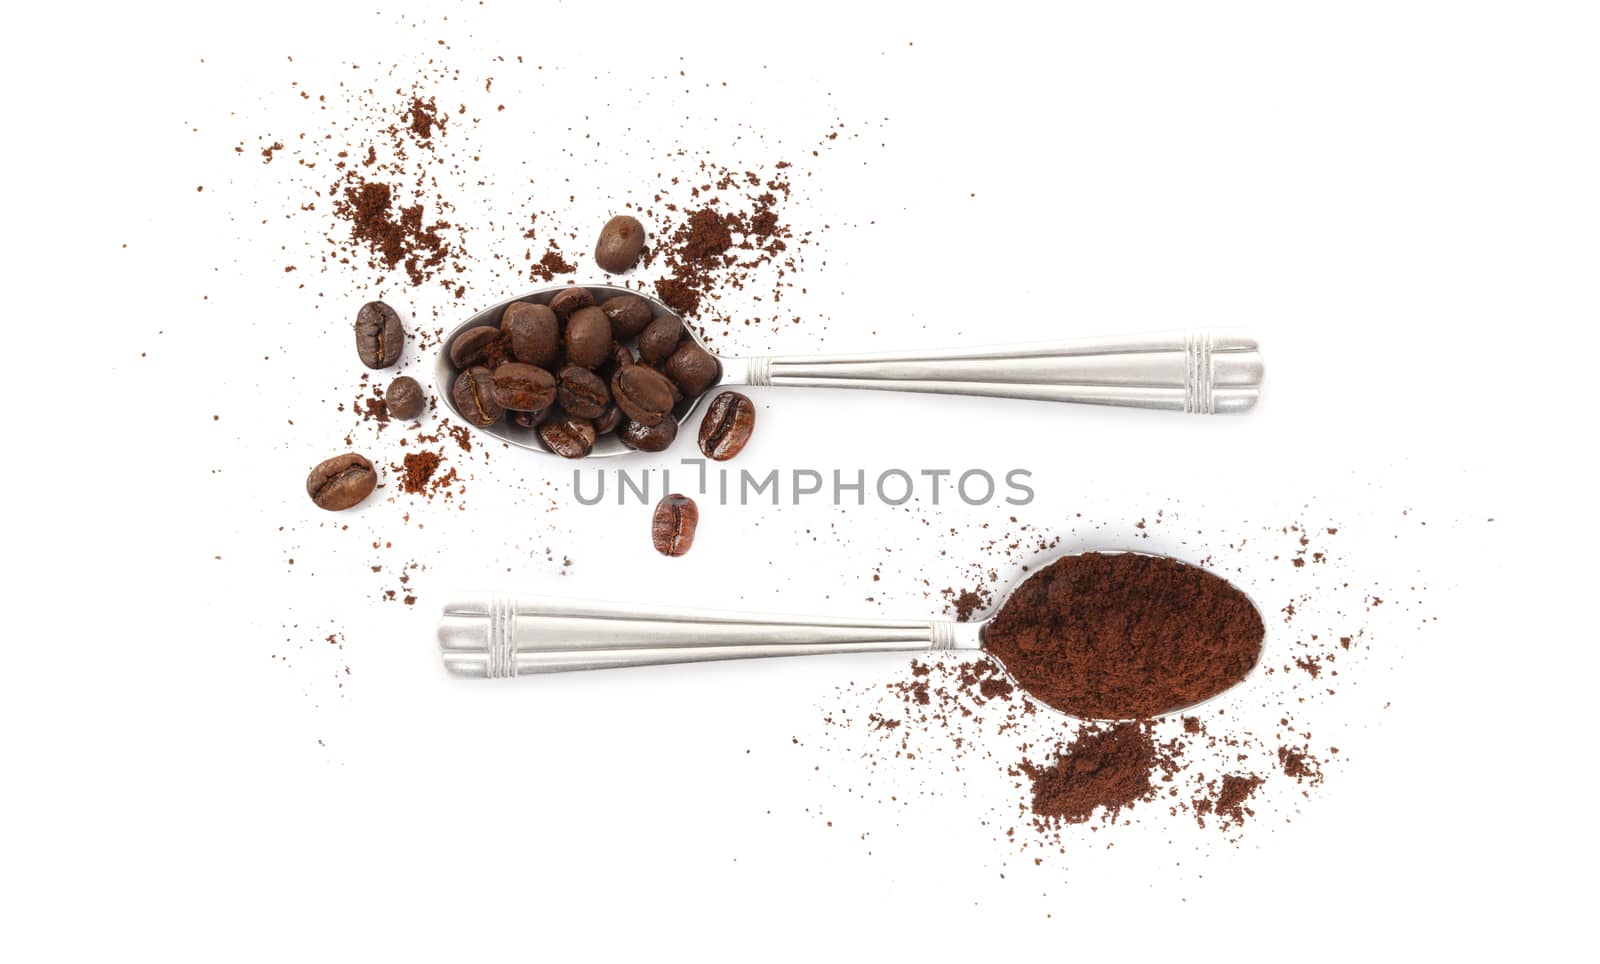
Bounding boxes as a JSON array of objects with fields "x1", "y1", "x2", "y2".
[
  {"x1": 438, "y1": 551, "x2": 1266, "y2": 720},
  {"x1": 435, "y1": 285, "x2": 1265, "y2": 459}
]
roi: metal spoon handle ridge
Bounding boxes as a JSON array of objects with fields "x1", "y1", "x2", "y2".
[
  {"x1": 438, "y1": 594, "x2": 977, "y2": 677},
  {"x1": 730, "y1": 329, "x2": 1262, "y2": 414}
]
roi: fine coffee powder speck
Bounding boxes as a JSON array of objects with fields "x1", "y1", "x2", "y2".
[{"x1": 981, "y1": 552, "x2": 1265, "y2": 720}]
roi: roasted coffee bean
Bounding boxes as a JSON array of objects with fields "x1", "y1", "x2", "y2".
[
  {"x1": 452, "y1": 366, "x2": 504, "y2": 427},
  {"x1": 385, "y1": 376, "x2": 426, "y2": 421},
  {"x1": 594, "y1": 403, "x2": 623, "y2": 435},
  {"x1": 307, "y1": 453, "x2": 377, "y2": 511},
  {"x1": 594, "y1": 215, "x2": 647, "y2": 274},
  {"x1": 618, "y1": 415, "x2": 677, "y2": 452},
  {"x1": 698, "y1": 391, "x2": 756, "y2": 461},
  {"x1": 606, "y1": 341, "x2": 635, "y2": 373},
  {"x1": 548, "y1": 286, "x2": 595, "y2": 319},
  {"x1": 637, "y1": 315, "x2": 683, "y2": 365},
  {"x1": 611, "y1": 364, "x2": 677, "y2": 427},
  {"x1": 651, "y1": 493, "x2": 699, "y2": 557},
  {"x1": 600, "y1": 294, "x2": 654, "y2": 340},
  {"x1": 664, "y1": 341, "x2": 720, "y2": 396},
  {"x1": 355, "y1": 301, "x2": 404, "y2": 369},
  {"x1": 448, "y1": 325, "x2": 501, "y2": 368},
  {"x1": 538, "y1": 410, "x2": 597, "y2": 459},
  {"x1": 502, "y1": 302, "x2": 560, "y2": 368},
  {"x1": 492, "y1": 363, "x2": 557, "y2": 412},
  {"x1": 511, "y1": 407, "x2": 553, "y2": 429},
  {"x1": 564, "y1": 306, "x2": 612, "y2": 369},
  {"x1": 556, "y1": 365, "x2": 609, "y2": 419}
]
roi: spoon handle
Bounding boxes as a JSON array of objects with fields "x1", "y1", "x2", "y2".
[
  {"x1": 438, "y1": 594, "x2": 974, "y2": 677},
  {"x1": 738, "y1": 329, "x2": 1261, "y2": 414}
]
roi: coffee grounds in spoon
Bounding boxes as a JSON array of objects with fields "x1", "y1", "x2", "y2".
[{"x1": 980, "y1": 552, "x2": 1264, "y2": 720}]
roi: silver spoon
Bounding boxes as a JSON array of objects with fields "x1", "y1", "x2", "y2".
[
  {"x1": 434, "y1": 285, "x2": 1265, "y2": 458},
  {"x1": 436, "y1": 549, "x2": 1266, "y2": 720}
]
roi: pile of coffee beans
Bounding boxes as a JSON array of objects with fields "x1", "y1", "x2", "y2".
[{"x1": 445, "y1": 287, "x2": 721, "y2": 458}]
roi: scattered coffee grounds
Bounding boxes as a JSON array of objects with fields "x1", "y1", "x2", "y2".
[
  {"x1": 1020, "y1": 722, "x2": 1158, "y2": 825},
  {"x1": 334, "y1": 177, "x2": 462, "y2": 289},
  {"x1": 396, "y1": 450, "x2": 442, "y2": 495},
  {"x1": 1194, "y1": 774, "x2": 1265, "y2": 830},
  {"x1": 981, "y1": 552, "x2": 1265, "y2": 719},
  {"x1": 1278, "y1": 745, "x2": 1325, "y2": 786}
]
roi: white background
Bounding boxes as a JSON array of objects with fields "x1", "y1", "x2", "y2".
[{"x1": 4, "y1": 1, "x2": 1598, "y2": 959}]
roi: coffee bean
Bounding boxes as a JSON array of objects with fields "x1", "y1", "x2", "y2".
[
  {"x1": 611, "y1": 364, "x2": 677, "y2": 426},
  {"x1": 355, "y1": 301, "x2": 404, "y2": 369},
  {"x1": 698, "y1": 391, "x2": 756, "y2": 461},
  {"x1": 549, "y1": 286, "x2": 595, "y2": 319},
  {"x1": 538, "y1": 410, "x2": 597, "y2": 459},
  {"x1": 637, "y1": 315, "x2": 683, "y2": 365},
  {"x1": 307, "y1": 453, "x2": 377, "y2": 511},
  {"x1": 594, "y1": 215, "x2": 647, "y2": 274},
  {"x1": 651, "y1": 493, "x2": 699, "y2": 557},
  {"x1": 600, "y1": 294, "x2": 654, "y2": 340},
  {"x1": 664, "y1": 341, "x2": 721, "y2": 396},
  {"x1": 502, "y1": 302, "x2": 560, "y2": 368},
  {"x1": 449, "y1": 325, "x2": 501, "y2": 368},
  {"x1": 385, "y1": 376, "x2": 426, "y2": 421},
  {"x1": 618, "y1": 416, "x2": 677, "y2": 452},
  {"x1": 597, "y1": 341, "x2": 635, "y2": 382},
  {"x1": 564, "y1": 306, "x2": 612, "y2": 369},
  {"x1": 556, "y1": 365, "x2": 609, "y2": 419},
  {"x1": 452, "y1": 366, "x2": 505, "y2": 427},
  {"x1": 511, "y1": 407, "x2": 553, "y2": 429},
  {"x1": 492, "y1": 363, "x2": 557, "y2": 412},
  {"x1": 594, "y1": 403, "x2": 623, "y2": 435}
]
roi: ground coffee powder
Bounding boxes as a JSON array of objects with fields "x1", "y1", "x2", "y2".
[{"x1": 981, "y1": 552, "x2": 1265, "y2": 720}]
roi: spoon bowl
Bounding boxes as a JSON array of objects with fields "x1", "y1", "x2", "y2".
[{"x1": 437, "y1": 548, "x2": 1267, "y2": 721}]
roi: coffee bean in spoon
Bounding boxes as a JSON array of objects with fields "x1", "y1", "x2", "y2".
[
  {"x1": 492, "y1": 363, "x2": 557, "y2": 412},
  {"x1": 637, "y1": 315, "x2": 683, "y2": 365},
  {"x1": 698, "y1": 391, "x2": 756, "y2": 461},
  {"x1": 538, "y1": 410, "x2": 597, "y2": 459},
  {"x1": 452, "y1": 366, "x2": 505, "y2": 427},
  {"x1": 502, "y1": 302, "x2": 560, "y2": 368},
  {"x1": 594, "y1": 215, "x2": 647, "y2": 274},
  {"x1": 355, "y1": 301, "x2": 404, "y2": 369},
  {"x1": 600, "y1": 294, "x2": 653, "y2": 340},
  {"x1": 595, "y1": 403, "x2": 623, "y2": 436},
  {"x1": 448, "y1": 325, "x2": 501, "y2": 368},
  {"x1": 564, "y1": 306, "x2": 613, "y2": 369},
  {"x1": 511, "y1": 407, "x2": 552, "y2": 429},
  {"x1": 555, "y1": 365, "x2": 609, "y2": 419},
  {"x1": 385, "y1": 376, "x2": 426, "y2": 421},
  {"x1": 664, "y1": 341, "x2": 720, "y2": 396},
  {"x1": 651, "y1": 493, "x2": 698, "y2": 557},
  {"x1": 611, "y1": 364, "x2": 676, "y2": 427},
  {"x1": 548, "y1": 286, "x2": 594, "y2": 319},
  {"x1": 306, "y1": 453, "x2": 377, "y2": 511},
  {"x1": 618, "y1": 415, "x2": 677, "y2": 452}
]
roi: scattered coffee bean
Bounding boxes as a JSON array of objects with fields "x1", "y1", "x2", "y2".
[
  {"x1": 556, "y1": 365, "x2": 610, "y2": 419},
  {"x1": 549, "y1": 286, "x2": 595, "y2": 319},
  {"x1": 502, "y1": 302, "x2": 560, "y2": 368},
  {"x1": 651, "y1": 493, "x2": 699, "y2": 557},
  {"x1": 385, "y1": 376, "x2": 426, "y2": 420},
  {"x1": 594, "y1": 215, "x2": 647, "y2": 274},
  {"x1": 538, "y1": 410, "x2": 597, "y2": 459},
  {"x1": 595, "y1": 403, "x2": 623, "y2": 435},
  {"x1": 564, "y1": 306, "x2": 613, "y2": 369},
  {"x1": 637, "y1": 315, "x2": 683, "y2": 365},
  {"x1": 307, "y1": 453, "x2": 377, "y2": 511},
  {"x1": 355, "y1": 301, "x2": 404, "y2": 369},
  {"x1": 600, "y1": 294, "x2": 654, "y2": 340},
  {"x1": 611, "y1": 364, "x2": 676, "y2": 426},
  {"x1": 698, "y1": 391, "x2": 756, "y2": 461},
  {"x1": 449, "y1": 325, "x2": 501, "y2": 368},
  {"x1": 618, "y1": 416, "x2": 677, "y2": 452},
  {"x1": 492, "y1": 363, "x2": 557, "y2": 412},
  {"x1": 452, "y1": 366, "x2": 505, "y2": 427},
  {"x1": 664, "y1": 341, "x2": 720, "y2": 396}
]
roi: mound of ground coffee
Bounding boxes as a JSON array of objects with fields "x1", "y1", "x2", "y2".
[
  {"x1": 1020, "y1": 722, "x2": 1158, "y2": 824},
  {"x1": 981, "y1": 552, "x2": 1264, "y2": 719}
]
